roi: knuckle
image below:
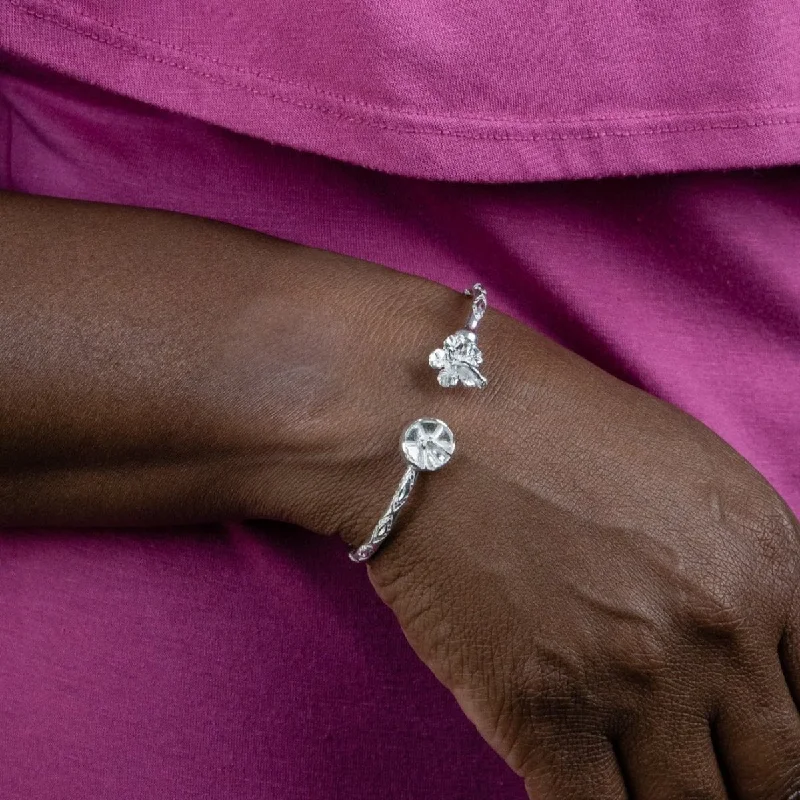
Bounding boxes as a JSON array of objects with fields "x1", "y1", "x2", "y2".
[
  {"x1": 684, "y1": 575, "x2": 749, "y2": 648},
  {"x1": 753, "y1": 731, "x2": 800, "y2": 800},
  {"x1": 765, "y1": 496, "x2": 800, "y2": 558},
  {"x1": 748, "y1": 493, "x2": 800, "y2": 602},
  {"x1": 702, "y1": 483, "x2": 800, "y2": 631},
  {"x1": 513, "y1": 644, "x2": 602, "y2": 726},
  {"x1": 520, "y1": 736, "x2": 625, "y2": 800},
  {"x1": 497, "y1": 646, "x2": 623, "y2": 781},
  {"x1": 708, "y1": 469, "x2": 797, "y2": 557},
  {"x1": 744, "y1": 488, "x2": 799, "y2": 561},
  {"x1": 606, "y1": 624, "x2": 670, "y2": 695}
]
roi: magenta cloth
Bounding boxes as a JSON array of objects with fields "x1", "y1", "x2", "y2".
[
  {"x1": 2, "y1": 0, "x2": 800, "y2": 182},
  {"x1": 1, "y1": 2, "x2": 799, "y2": 798}
]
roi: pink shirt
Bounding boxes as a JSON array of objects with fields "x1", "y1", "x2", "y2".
[{"x1": 1, "y1": 1, "x2": 798, "y2": 797}]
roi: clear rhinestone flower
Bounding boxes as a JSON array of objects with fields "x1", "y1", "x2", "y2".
[{"x1": 429, "y1": 330, "x2": 488, "y2": 389}]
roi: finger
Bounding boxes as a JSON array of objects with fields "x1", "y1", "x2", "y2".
[
  {"x1": 713, "y1": 665, "x2": 800, "y2": 799},
  {"x1": 521, "y1": 734, "x2": 628, "y2": 800},
  {"x1": 615, "y1": 711, "x2": 729, "y2": 799}
]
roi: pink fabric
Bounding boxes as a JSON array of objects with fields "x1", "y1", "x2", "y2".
[
  {"x1": 0, "y1": 2, "x2": 799, "y2": 797},
  {"x1": 1, "y1": 0, "x2": 800, "y2": 181}
]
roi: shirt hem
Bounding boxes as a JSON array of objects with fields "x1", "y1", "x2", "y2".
[{"x1": 4, "y1": 0, "x2": 800, "y2": 183}]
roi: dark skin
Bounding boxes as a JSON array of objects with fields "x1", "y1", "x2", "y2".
[{"x1": 2, "y1": 191, "x2": 799, "y2": 798}]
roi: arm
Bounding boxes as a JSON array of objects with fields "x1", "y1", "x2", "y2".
[
  {"x1": 0, "y1": 190, "x2": 466, "y2": 527},
  {"x1": 3, "y1": 190, "x2": 799, "y2": 797}
]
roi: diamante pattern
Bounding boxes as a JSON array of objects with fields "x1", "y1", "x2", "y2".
[{"x1": 349, "y1": 465, "x2": 418, "y2": 562}]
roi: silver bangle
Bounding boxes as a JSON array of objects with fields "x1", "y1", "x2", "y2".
[{"x1": 349, "y1": 284, "x2": 488, "y2": 563}]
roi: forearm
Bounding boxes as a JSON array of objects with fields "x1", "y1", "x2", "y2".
[{"x1": 0, "y1": 191, "x2": 470, "y2": 529}]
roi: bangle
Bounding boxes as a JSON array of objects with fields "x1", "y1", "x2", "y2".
[{"x1": 349, "y1": 284, "x2": 488, "y2": 563}]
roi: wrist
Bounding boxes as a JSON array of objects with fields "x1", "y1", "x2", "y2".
[
  {"x1": 236, "y1": 273, "x2": 545, "y2": 554},
  {"x1": 226, "y1": 263, "x2": 498, "y2": 538},
  {"x1": 312, "y1": 297, "x2": 560, "y2": 551}
]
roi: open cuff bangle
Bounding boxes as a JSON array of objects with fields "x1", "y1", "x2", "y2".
[{"x1": 348, "y1": 284, "x2": 487, "y2": 563}]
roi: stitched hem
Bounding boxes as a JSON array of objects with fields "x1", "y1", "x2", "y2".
[
  {"x1": 3, "y1": 0, "x2": 800, "y2": 182},
  {"x1": 8, "y1": 0, "x2": 800, "y2": 128}
]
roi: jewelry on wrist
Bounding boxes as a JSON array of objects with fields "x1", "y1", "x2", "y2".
[{"x1": 349, "y1": 284, "x2": 488, "y2": 563}]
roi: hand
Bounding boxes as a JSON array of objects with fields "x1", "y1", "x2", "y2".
[{"x1": 336, "y1": 302, "x2": 800, "y2": 798}]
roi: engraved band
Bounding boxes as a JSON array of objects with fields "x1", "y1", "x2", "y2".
[
  {"x1": 349, "y1": 418, "x2": 455, "y2": 563},
  {"x1": 349, "y1": 464, "x2": 419, "y2": 563}
]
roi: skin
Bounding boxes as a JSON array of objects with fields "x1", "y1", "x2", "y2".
[{"x1": 2, "y1": 191, "x2": 799, "y2": 797}]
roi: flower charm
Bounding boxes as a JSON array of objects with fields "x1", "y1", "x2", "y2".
[
  {"x1": 429, "y1": 330, "x2": 488, "y2": 389},
  {"x1": 401, "y1": 418, "x2": 455, "y2": 471}
]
